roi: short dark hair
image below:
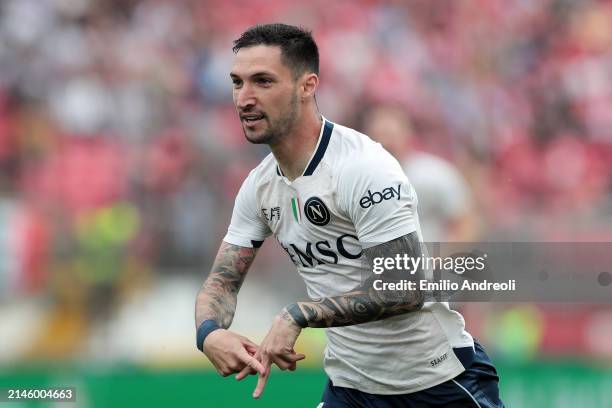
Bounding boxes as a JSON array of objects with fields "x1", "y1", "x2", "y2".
[{"x1": 233, "y1": 23, "x2": 319, "y2": 79}]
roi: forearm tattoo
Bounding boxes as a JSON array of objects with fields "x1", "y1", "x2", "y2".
[
  {"x1": 195, "y1": 242, "x2": 258, "y2": 328},
  {"x1": 285, "y1": 232, "x2": 424, "y2": 328}
]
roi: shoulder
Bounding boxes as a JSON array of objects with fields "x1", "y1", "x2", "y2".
[
  {"x1": 329, "y1": 122, "x2": 383, "y2": 157},
  {"x1": 241, "y1": 152, "x2": 278, "y2": 190},
  {"x1": 326, "y1": 122, "x2": 411, "y2": 212},
  {"x1": 328, "y1": 122, "x2": 405, "y2": 181}
]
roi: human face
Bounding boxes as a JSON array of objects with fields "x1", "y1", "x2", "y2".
[{"x1": 230, "y1": 45, "x2": 300, "y2": 145}]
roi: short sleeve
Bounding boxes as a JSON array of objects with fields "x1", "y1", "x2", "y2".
[
  {"x1": 223, "y1": 171, "x2": 272, "y2": 248},
  {"x1": 338, "y1": 145, "x2": 420, "y2": 248}
]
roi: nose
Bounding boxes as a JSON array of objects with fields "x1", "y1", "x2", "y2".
[{"x1": 235, "y1": 83, "x2": 256, "y2": 111}]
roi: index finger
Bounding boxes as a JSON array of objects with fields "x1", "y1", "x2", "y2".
[
  {"x1": 237, "y1": 349, "x2": 265, "y2": 375},
  {"x1": 253, "y1": 366, "x2": 270, "y2": 399},
  {"x1": 235, "y1": 364, "x2": 255, "y2": 381}
]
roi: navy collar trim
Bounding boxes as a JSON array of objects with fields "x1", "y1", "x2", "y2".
[{"x1": 276, "y1": 119, "x2": 334, "y2": 178}]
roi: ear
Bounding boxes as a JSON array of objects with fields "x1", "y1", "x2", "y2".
[{"x1": 300, "y1": 73, "x2": 319, "y2": 100}]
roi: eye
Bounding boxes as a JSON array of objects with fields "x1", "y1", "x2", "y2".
[
  {"x1": 231, "y1": 78, "x2": 242, "y2": 88},
  {"x1": 257, "y1": 78, "x2": 273, "y2": 86}
]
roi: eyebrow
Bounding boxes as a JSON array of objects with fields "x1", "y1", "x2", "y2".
[{"x1": 229, "y1": 71, "x2": 277, "y2": 79}]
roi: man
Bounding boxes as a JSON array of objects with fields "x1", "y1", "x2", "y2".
[{"x1": 195, "y1": 23, "x2": 504, "y2": 407}]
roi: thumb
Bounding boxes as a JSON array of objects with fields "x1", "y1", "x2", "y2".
[
  {"x1": 286, "y1": 353, "x2": 306, "y2": 362},
  {"x1": 244, "y1": 343, "x2": 258, "y2": 355},
  {"x1": 241, "y1": 337, "x2": 259, "y2": 349}
]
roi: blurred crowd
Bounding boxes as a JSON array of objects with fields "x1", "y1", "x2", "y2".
[{"x1": 0, "y1": 0, "x2": 611, "y2": 362}]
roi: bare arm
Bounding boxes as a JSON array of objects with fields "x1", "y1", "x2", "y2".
[
  {"x1": 194, "y1": 241, "x2": 266, "y2": 377},
  {"x1": 283, "y1": 232, "x2": 424, "y2": 328},
  {"x1": 246, "y1": 232, "x2": 425, "y2": 398},
  {"x1": 195, "y1": 241, "x2": 259, "y2": 329}
]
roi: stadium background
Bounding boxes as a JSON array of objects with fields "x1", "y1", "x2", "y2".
[{"x1": 0, "y1": 0, "x2": 611, "y2": 406}]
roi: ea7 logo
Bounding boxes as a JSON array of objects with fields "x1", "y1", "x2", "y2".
[
  {"x1": 359, "y1": 184, "x2": 401, "y2": 208},
  {"x1": 262, "y1": 207, "x2": 281, "y2": 222}
]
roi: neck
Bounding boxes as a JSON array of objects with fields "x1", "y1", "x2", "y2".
[{"x1": 270, "y1": 108, "x2": 322, "y2": 181}]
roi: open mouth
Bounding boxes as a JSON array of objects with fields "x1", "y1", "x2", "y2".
[{"x1": 241, "y1": 114, "x2": 265, "y2": 126}]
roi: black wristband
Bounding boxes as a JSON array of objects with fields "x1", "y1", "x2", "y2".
[
  {"x1": 196, "y1": 320, "x2": 221, "y2": 352},
  {"x1": 286, "y1": 303, "x2": 308, "y2": 328}
]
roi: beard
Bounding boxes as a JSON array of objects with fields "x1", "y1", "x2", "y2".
[{"x1": 242, "y1": 93, "x2": 299, "y2": 145}]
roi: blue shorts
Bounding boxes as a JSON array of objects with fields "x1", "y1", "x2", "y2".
[{"x1": 319, "y1": 341, "x2": 504, "y2": 408}]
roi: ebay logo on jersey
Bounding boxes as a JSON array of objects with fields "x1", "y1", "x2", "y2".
[{"x1": 359, "y1": 184, "x2": 401, "y2": 209}]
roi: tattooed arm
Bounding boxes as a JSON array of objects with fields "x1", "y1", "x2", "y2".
[
  {"x1": 194, "y1": 241, "x2": 265, "y2": 377},
  {"x1": 195, "y1": 241, "x2": 257, "y2": 328},
  {"x1": 284, "y1": 232, "x2": 425, "y2": 328},
  {"x1": 246, "y1": 232, "x2": 424, "y2": 399}
]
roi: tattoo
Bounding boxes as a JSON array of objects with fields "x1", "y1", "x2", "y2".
[
  {"x1": 284, "y1": 303, "x2": 308, "y2": 328},
  {"x1": 195, "y1": 242, "x2": 258, "y2": 328},
  {"x1": 285, "y1": 232, "x2": 424, "y2": 328}
]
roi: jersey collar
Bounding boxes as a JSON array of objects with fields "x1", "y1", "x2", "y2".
[{"x1": 276, "y1": 118, "x2": 334, "y2": 178}]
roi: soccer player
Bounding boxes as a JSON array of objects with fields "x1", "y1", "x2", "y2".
[{"x1": 194, "y1": 23, "x2": 504, "y2": 407}]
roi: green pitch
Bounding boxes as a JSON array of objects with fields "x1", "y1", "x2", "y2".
[{"x1": 1, "y1": 361, "x2": 611, "y2": 407}]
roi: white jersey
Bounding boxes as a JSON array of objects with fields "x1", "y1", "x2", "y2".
[{"x1": 224, "y1": 118, "x2": 473, "y2": 394}]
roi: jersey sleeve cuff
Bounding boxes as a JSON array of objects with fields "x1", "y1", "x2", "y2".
[
  {"x1": 223, "y1": 233, "x2": 266, "y2": 249},
  {"x1": 359, "y1": 225, "x2": 418, "y2": 249}
]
